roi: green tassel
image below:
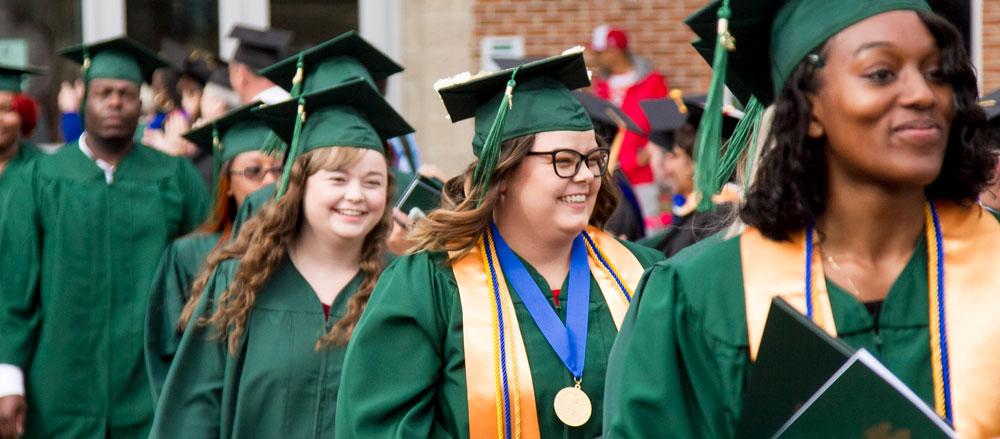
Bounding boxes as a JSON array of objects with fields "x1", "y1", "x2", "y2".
[
  {"x1": 716, "y1": 97, "x2": 763, "y2": 188},
  {"x1": 274, "y1": 52, "x2": 307, "y2": 198},
  {"x1": 211, "y1": 122, "x2": 223, "y2": 193},
  {"x1": 740, "y1": 100, "x2": 765, "y2": 195},
  {"x1": 79, "y1": 46, "x2": 91, "y2": 128},
  {"x1": 472, "y1": 66, "x2": 521, "y2": 206},
  {"x1": 693, "y1": 0, "x2": 734, "y2": 212},
  {"x1": 276, "y1": 97, "x2": 306, "y2": 197}
]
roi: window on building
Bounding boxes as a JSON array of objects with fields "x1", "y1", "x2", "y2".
[
  {"x1": 271, "y1": 0, "x2": 358, "y2": 49},
  {"x1": 127, "y1": 0, "x2": 220, "y2": 55}
]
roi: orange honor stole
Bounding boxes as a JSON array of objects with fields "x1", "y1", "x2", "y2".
[
  {"x1": 451, "y1": 227, "x2": 644, "y2": 439},
  {"x1": 741, "y1": 201, "x2": 1000, "y2": 437}
]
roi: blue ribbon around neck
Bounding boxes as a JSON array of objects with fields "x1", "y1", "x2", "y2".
[{"x1": 489, "y1": 222, "x2": 590, "y2": 379}]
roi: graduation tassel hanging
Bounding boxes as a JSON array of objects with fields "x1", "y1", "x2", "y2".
[
  {"x1": 276, "y1": 96, "x2": 306, "y2": 197},
  {"x1": 211, "y1": 122, "x2": 223, "y2": 192},
  {"x1": 692, "y1": 0, "x2": 734, "y2": 212},
  {"x1": 472, "y1": 65, "x2": 521, "y2": 206},
  {"x1": 716, "y1": 97, "x2": 763, "y2": 191},
  {"x1": 275, "y1": 52, "x2": 307, "y2": 197},
  {"x1": 78, "y1": 46, "x2": 91, "y2": 126}
]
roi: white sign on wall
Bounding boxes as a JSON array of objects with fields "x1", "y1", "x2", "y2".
[{"x1": 480, "y1": 36, "x2": 524, "y2": 72}]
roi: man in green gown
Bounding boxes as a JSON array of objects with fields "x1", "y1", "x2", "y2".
[{"x1": 0, "y1": 38, "x2": 209, "y2": 438}]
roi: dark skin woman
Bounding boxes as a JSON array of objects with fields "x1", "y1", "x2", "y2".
[{"x1": 605, "y1": 6, "x2": 998, "y2": 438}]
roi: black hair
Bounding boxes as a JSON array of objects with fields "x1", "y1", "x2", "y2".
[{"x1": 741, "y1": 10, "x2": 996, "y2": 241}]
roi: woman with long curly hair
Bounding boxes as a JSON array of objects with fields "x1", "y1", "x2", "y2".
[
  {"x1": 149, "y1": 78, "x2": 411, "y2": 438},
  {"x1": 605, "y1": 1, "x2": 1000, "y2": 437},
  {"x1": 143, "y1": 102, "x2": 282, "y2": 401},
  {"x1": 335, "y1": 50, "x2": 663, "y2": 438}
]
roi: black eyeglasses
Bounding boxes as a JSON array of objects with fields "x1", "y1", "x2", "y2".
[
  {"x1": 230, "y1": 165, "x2": 283, "y2": 182},
  {"x1": 526, "y1": 148, "x2": 611, "y2": 179}
]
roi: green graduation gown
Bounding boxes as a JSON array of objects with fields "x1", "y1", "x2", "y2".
[
  {"x1": 603, "y1": 215, "x2": 1000, "y2": 438},
  {"x1": 150, "y1": 256, "x2": 361, "y2": 438},
  {"x1": 144, "y1": 232, "x2": 222, "y2": 401},
  {"x1": 231, "y1": 183, "x2": 275, "y2": 237},
  {"x1": 0, "y1": 142, "x2": 42, "y2": 214},
  {"x1": 0, "y1": 142, "x2": 210, "y2": 438},
  {"x1": 335, "y1": 239, "x2": 663, "y2": 438}
]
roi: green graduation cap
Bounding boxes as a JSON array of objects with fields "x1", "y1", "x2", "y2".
[
  {"x1": 253, "y1": 77, "x2": 413, "y2": 196},
  {"x1": 435, "y1": 48, "x2": 593, "y2": 201},
  {"x1": 183, "y1": 100, "x2": 277, "y2": 187},
  {"x1": 59, "y1": 37, "x2": 169, "y2": 85},
  {"x1": 0, "y1": 64, "x2": 42, "y2": 93},
  {"x1": 682, "y1": 0, "x2": 930, "y2": 211},
  {"x1": 259, "y1": 30, "x2": 402, "y2": 96}
]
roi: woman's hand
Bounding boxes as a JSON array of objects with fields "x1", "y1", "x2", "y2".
[{"x1": 387, "y1": 209, "x2": 417, "y2": 256}]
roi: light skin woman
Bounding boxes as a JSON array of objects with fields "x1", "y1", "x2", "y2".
[
  {"x1": 605, "y1": 6, "x2": 999, "y2": 438},
  {"x1": 336, "y1": 53, "x2": 663, "y2": 437},
  {"x1": 150, "y1": 145, "x2": 393, "y2": 437}
]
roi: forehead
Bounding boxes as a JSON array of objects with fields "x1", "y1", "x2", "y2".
[
  {"x1": 826, "y1": 10, "x2": 937, "y2": 58},
  {"x1": 88, "y1": 77, "x2": 140, "y2": 92},
  {"x1": 532, "y1": 130, "x2": 598, "y2": 150}
]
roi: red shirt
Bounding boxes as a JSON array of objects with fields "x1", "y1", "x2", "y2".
[{"x1": 594, "y1": 71, "x2": 668, "y2": 186}]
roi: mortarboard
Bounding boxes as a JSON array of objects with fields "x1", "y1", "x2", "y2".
[
  {"x1": 183, "y1": 101, "x2": 276, "y2": 187},
  {"x1": 59, "y1": 37, "x2": 169, "y2": 85},
  {"x1": 259, "y1": 30, "x2": 402, "y2": 95},
  {"x1": 0, "y1": 64, "x2": 42, "y2": 93},
  {"x1": 640, "y1": 90, "x2": 743, "y2": 150},
  {"x1": 979, "y1": 88, "x2": 1000, "y2": 148},
  {"x1": 573, "y1": 90, "x2": 643, "y2": 135},
  {"x1": 253, "y1": 77, "x2": 414, "y2": 196},
  {"x1": 435, "y1": 48, "x2": 594, "y2": 201},
  {"x1": 229, "y1": 25, "x2": 294, "y2": 71}
]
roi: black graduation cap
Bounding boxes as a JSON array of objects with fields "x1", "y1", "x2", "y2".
[
  {"x1": 492, "y1": 56, "x2": 546, "y2": 71},
  {"x1": 572, "y1": 90, "x2": 644, "y2": 134},
  {"x1": 980, "y1": 88, "x2": 1000, "y2": 147},
  {"x1": 640, "y1": 92, "x2": 743, "y2": 150},
  {"x1": 159, "y1": 39, "x2": 189, "y2": 72},
  {"x1": 229, "y1": 25, "x2": 294, "y2": 70}
]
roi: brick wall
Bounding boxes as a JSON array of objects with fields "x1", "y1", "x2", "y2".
[
  {"x1": 984, "y1": 0, "x2": 1000, "y2": 93},
  {"x1": 472, "y1": 0, "x2": 1000, "y2": 96},
  {"x1": 472, "y1": 0, "x2": 713, "y2": 94}
]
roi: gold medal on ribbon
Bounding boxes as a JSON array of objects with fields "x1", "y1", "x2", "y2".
[{"x1": 553, "y1": 380, "x2": 592, "y2": 427}]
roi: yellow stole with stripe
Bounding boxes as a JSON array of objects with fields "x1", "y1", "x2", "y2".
[
  {"x1": 451, "y1": 226, "x2": 645, "y2": 439},
  {"x1": 740, "y1": 201, "x2": 1000, "y2": 437}
]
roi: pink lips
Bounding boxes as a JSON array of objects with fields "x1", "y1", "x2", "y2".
[{"x1": 893, "y1": 118, "x2": 942, "y2": 144}]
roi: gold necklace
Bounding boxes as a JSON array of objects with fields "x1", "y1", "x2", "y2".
[{"x1": 818, "y1": 245, "x2": 866, "y2": 301}]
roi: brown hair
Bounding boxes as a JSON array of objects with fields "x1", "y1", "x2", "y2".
[
  {"x1": 195, "y1": 161, "x2": 237, "y2": 243},
  {"x1": 410, "y1": 133, "x2": 619, "y2": 259},
  {"x1": 180, "y1": 147, "x2": 394, "y2": 354}
]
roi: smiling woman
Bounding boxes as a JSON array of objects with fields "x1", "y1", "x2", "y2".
[
  {"x1": 604, "y1": 1, "x2": 1000, "y2": 438},
  {"x1": 335, "y1": 50, "x2": 663, "y2": 438},
  {"x1": 150, "y1": 78, "x2": 408, "y2": 438}
]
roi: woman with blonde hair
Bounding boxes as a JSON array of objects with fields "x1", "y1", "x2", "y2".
[
  {"x1": 149, "y1": 78, "x2": 411, "y2": 437},
  {"x1": 336, "y1": 50, "x2": 663, "y2": 438}
]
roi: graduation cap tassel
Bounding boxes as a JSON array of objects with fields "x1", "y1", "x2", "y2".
[
  {"x1": 276, "y1": 97, "x2": 307, "y2": 197},
  {"x1": 471, "y1": 65, "x2": 521, "y2": 206},
  {"x1": 692, "y1": 0, "x2": 734, "y2": 212},
  {"x1": 290, "y1": 51, "x2": 306, "y2": 98},
  {"x1": 79, "y1": 46, "x2": 91, "y2": 127},
  {"x1": 211, "y1": 122, "x2": 223, "y2": 193},
  {"x1": 715, "y1": 97, "x2": 763, "y2": 190}
]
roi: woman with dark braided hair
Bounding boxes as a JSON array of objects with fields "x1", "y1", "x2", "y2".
[
  {"x1": 605, "y1": 0, "x2": 1000, "y2": 437},
  {"x1": 149, "y1": 78, "x2": 409, "y2": 438}
]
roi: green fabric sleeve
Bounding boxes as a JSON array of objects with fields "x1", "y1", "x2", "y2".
[
  {"x1": 335, "y1": 254, "x2": 454, "y2": 438},
  {"x1": 0, "y1": 165, "x2": 42, "y2": 368},
  {"x1": 149, "y1": 263, "x2": 233, "y2": 439},
  {"x1": 604, "y1": 239, "x2": 749, "y2": 438}
]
